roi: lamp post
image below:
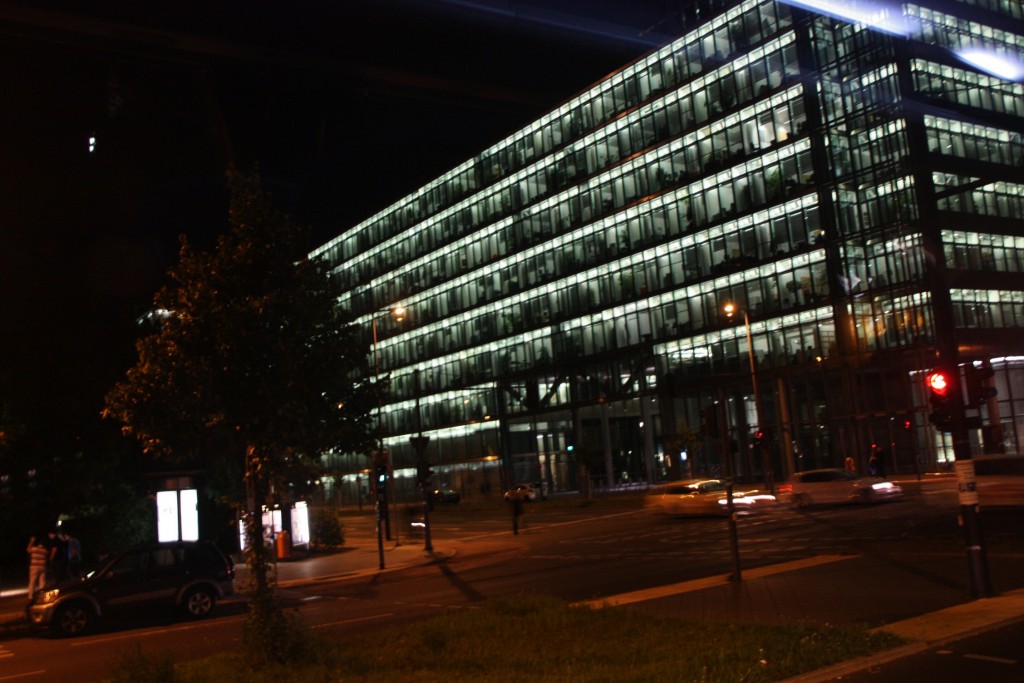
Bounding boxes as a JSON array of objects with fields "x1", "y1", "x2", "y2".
[
  {"x1": 724, "y1": 303, "x2": 773, "y2": 495},
  {"x1": 371, "y1": 304, "x2": 407, "y2": 556},
  {"x1": 411, "y1": 367, "x2": 432, "y2": 552}
]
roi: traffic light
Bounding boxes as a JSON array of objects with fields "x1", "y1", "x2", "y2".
[
  {"x1": 375, "y1": 463, "x2": 389, "y2": 487},
  {"x1": 565, "y1": 432, "x2": 576, "y2": 453},
  {"x1": 964, "y1": 361, "x2": 997, "y2": 408},
  {"x1": 925, "y1": 369, "x2": 954, "y2": 432},
  {"x1": 752, "y1": 429, "x2": 765, "y2": 448}
]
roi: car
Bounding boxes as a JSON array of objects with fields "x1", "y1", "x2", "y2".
[
  {"x1": 645, "y1": 479, "x2": 775, "y2": 516},
  {"x1": 778, "y1": 468, "x2": 903, "y2": 507},
  {"x1": 27, "y1": 540, "x2": 235, "y2": 636},
  {"x1": 430, "y1": 488, "x2": 461, "y2": 504},
  {"x1": 504, "y1": 483, "x2": 538, "y2": 502}
]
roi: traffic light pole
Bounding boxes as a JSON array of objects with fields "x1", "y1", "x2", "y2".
[
  {"x1": 411, "y1": 370, "x2": 433, "y2": 552},
  {"x1": 374, "y1": 458, "x2": 388, "y2": 570},
  {"x1": 928, "y1": 367, "x2": 993, "y2": 598},
  {"x1": 951, "y1": 406, "x2": 993, "y2": 598},
  {"x1": 376, "y1": 498, "x2": 385, "y2": 570}
]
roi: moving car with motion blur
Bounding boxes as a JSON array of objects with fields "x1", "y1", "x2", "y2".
[
  {"x1": 646, "y1": 479, "x2": 775, "y2": 516},
  {"x1": 504, "y1": 483, "x2": 538, "y2": 502},
  {"x1": 27, "y1": 540, "x2": 235, "y2": 636},
  {"x1": 779, "y1": 468, "x2": 902, "y2": 507},
  {"x1": 430, "y1": 488, "x2": 461, "y2": 504}
]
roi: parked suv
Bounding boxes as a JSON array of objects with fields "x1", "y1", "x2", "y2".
[{"x1": 27, "y1": 540, "x2": 235, "y2": 636}]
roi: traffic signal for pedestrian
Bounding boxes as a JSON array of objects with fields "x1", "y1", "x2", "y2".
[
  {"x1": 375, "y1": 463, "x2": 389, "y2": 486},
  {"x1": 925, "y1": 369, "x2": 954, "y2": 432},
  {"x1": 964, "y1": 361, "x2": 997, "y2": 408},
  {"x1": 565, "y1": 432, "x2": 576, "y2": 453}
]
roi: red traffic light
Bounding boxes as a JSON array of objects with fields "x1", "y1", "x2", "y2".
[{"x1": 925, "y1": 371, "x2": 950, "y2": 397}]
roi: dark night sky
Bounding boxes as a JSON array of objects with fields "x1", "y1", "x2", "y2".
[{"x1": 0, "y1": 1, "x2": 680, "y2": 416}]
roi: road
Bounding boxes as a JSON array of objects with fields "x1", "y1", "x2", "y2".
[
  {"x1": 2, "y1": 492, "x2": 1022, "y2": 682},
  {"x1": 829, "y1": 620, "x2": 1024, "y2": 682}
]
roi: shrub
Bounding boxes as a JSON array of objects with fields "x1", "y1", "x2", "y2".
[{"x1": 309, "y1": 507, "x2": 344, "y2": 549}]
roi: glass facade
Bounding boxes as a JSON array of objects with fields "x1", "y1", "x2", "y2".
[{"x1": 311, "y1": 0, "x2": 1024, "y2": 504}]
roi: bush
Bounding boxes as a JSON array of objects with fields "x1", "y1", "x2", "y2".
[
  {"x1": 107, "y1": 643, "x2": 178, "y2": 683},
  {"x1": 309, "y1": 507, "x2": 344, "y2": 549}
]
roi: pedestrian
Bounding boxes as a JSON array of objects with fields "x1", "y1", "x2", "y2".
[
  {"x1": 871, "y1": 446, "x2": 887, "y2": 477},
  {"x1": 844, "y1": 456, "x2": 856, "y2": 473},
  {"x1": 62, "y1": 532, "x2": 83, "y2": 579},
  {"x1": 511, "y1": 495, "x2": 525, "y2": 535},
  {"x1": 48, "y1": 530, "x2": 68, "y2": 583},
  {"x1": 26, "y1": 535, "x2": 49, "y2": 599}
]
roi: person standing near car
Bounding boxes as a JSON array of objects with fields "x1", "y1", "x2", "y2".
[
  {"x1": 26, "y1": 535, "x2": 50, "y2": 599},
  {"x1": 511, "y1": 494, "x2": 526, "y2": 535},
  {"x1": 62, "y1": 531, "x2": 83, "y2": 579},
  {"x1": 48, "y1": 530, "x2": 68, "y2": 582}
]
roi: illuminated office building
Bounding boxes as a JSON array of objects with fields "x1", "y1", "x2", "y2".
[{"x1": 311, "y1": 0, "x2": 1024, "y2": 501}]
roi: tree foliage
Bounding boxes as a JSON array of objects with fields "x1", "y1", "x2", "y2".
[
  {"x1": 104, "y1": 170, "x2": 375, "y2": 621},
  {"x1": 106, "y1": 170, "x2": 374, "y2": 477}
]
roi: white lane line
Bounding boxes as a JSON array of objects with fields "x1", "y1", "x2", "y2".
[
  {"x1": 0, "y1": 671, "x2": 48, "y2": 681},
  {"x1": 574, "y1": 555, "x2": 860, "y2": 608},
  {"x1": 311, "y1": 612, "x2": 395, "y2": 629},
  {"x1": 963, "y1": 653, "x2": 1018, "y2": 665},
  {"x1": 71, "y1": 616, "x2": 243, "y2": 646},
  {"x1": 459, "y1": 509, "x2": 644, "y2": 541}
]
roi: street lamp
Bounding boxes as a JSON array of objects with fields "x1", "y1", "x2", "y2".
[
  {"x1": 723, "y1": 303, "x2": 773, "y2": 495},
  {"x1": 370, "y1": 304, "x2": 407, "y2": 563}
]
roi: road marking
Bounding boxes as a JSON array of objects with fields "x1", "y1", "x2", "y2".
[
  {"x1": 0, "y1": 672, "x2": 47, "y2": 681},
  {"x1": 963, "y1": 653, "x2": 1018, "y2": 665},
  {"x1": 458, "y1": 509, "x2": 644, "y2": 541},
  {"x1": 71, "y1": 617, "x2": 242, "y2": 646},
  {"x1": 574, "y1": 555, "x2": 860, "y2": 608},
  {"x1": 0, "y1": 645, "x2": 12, "y2": 659},
  {"x1": 312, "y1": 612, "x2": 394, "y2": 629}
]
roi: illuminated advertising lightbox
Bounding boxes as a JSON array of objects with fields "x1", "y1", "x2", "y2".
[
  {"x1": 156, "y1": 489, "x2": 200, "y2": 542},
  {"x1": 237, "y1": 502, "x2": 310, "y2": 551}
]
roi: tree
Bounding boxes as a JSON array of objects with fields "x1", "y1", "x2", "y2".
[{"x1": 104, "y1": 171, "x2": 375, "y2": 661}]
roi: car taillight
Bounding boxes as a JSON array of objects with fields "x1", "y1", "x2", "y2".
[{"x1": 777, "y1": 483, "x2": 792, "y2": 495}]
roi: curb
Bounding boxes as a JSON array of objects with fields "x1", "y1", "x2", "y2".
[
  {"x1": 780, "y1": 589, "x2": 1024, "y2": 683},
  {"x1": 780, "y1": 643, "x2": 930, "y2": 683}
]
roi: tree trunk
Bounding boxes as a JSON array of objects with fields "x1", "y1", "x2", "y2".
[{"x1": 245, "y1": 444, "x2": 271, "y2": 594}]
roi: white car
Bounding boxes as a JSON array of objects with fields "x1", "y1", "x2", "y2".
[
  {"x1": 504, "y1": 483, "x2": 538, "y2": 502},
  {"x1": 646, "y1": 479, "x2": 774, "y2": 516},
  {"x1": 780, "y1": 468, "x2": 902, "y2": 507}
]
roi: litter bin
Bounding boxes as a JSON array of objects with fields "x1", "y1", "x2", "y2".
[{"x1": 275, "y1": 529, "x2": 292, "y2": 560}]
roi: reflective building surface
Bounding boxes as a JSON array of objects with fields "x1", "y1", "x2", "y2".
[{"x1": 311, "y1": 0, "x2": 1024, "y2": 503}]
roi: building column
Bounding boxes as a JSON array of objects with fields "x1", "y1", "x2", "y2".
[
  {"x1": 600, "y1": 402, "x2": 614, "y2": 488},
  {"x1": 641, "y1": 397, "x2": 657, "y2": 484}
]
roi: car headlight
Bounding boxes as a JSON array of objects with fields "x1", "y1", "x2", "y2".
[{"x1": 36, "y1": 588, "x2": 61, "y2": 604}]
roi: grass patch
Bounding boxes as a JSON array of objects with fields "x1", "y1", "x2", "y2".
[{"x1": 101, "y1": 595, "x2": 903, "y2": 683}]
